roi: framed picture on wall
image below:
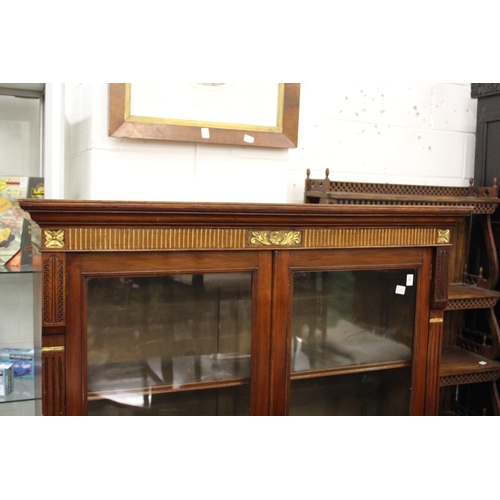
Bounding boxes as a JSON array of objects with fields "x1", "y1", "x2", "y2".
[{"x1": 108, "y1": 83, "x2": 300, "y2": 148}]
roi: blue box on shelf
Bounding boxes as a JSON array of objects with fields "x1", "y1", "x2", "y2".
[
  {"x1": 0, "y1": 348, "x2": 34, "y2": 380},
  {"x1": 0, "y1": 362, "x2": 13, "y2": 397}
]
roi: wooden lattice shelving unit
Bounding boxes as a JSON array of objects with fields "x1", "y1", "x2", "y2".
[{"x1": 305, "y1": 169, "x2": 500, "y2": 415}]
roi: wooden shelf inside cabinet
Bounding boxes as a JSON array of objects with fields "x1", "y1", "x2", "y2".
[
  {"x1": 446, "y1": 283, "x2": 500, "y2": 310},
  {"x1": 439, "y1": 347, "x2": 500, "y2": 387}
]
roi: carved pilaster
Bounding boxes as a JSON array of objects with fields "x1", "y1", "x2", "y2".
[
  {"x1": 425, "y1": 313, "x2": 444, "y2": 415},
  {"x1": 43, "y1": 254, "x2": 65, "y2": 327},
  {"x1": 432, "y1": 246, "x2": 450, "y2": 309},
  {"x1": 42, "y1": 345, "x2": 66, "y2": 416}
]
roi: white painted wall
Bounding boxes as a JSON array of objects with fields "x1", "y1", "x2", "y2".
[
  {"x1": 63, "y1": 83, "x2": 478, "y2": 203},
  {"x1": 43, "y1": 83, "x2": 65, "y2": 199}
]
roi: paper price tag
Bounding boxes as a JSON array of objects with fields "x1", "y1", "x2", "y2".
[
  {"x1": 395, "y1": 285, "x2": 406, "y2": 295},
  {"x1": 406, "y1": 274, "x2": 414, "y2": 286}
]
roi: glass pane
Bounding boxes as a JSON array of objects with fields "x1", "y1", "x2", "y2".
[
  {"x1": 87, "y1": 273, "x2": 252, "y2": 416},
  {"x1": 0, "y1": 94, "x2": 41, "y2": 177},
  {"x1": 88, "y1": 386, "x2": 250, "y2": 416},
  {"x1": 290, "y1": 368, "x2": 412, "y2": 416},
  {"x1": 291, "y1": 269, "x2": 416, "y2": 373},
  {"x1": 0, "y1": 273, "x2": 41, "y2": 412}
]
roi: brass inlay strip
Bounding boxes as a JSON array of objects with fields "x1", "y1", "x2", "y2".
[
  {"x1": 67, "y1": 228, "x2": 247, "y2": 251},
  {"x1": 42, "y1": 346, "x2": 65, "y2": 352},
  {"x1": 429, "y1": 318, "x2": 444, "y2": 324},
  {"x1": 303, "y1": 228, "x2": 447, "y2": 248}
]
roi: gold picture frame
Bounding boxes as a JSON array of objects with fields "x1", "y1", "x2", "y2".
[{"x1": 109, "y1": 83, "x2": 300, "y2": 148}]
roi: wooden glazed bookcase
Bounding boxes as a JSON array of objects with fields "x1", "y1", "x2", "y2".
[
  {"x1": 305, "y1": 169, "x2": 500, "y2": 415},
  {"x1": 20, "y1": 198, "x2": 471, "y2": 416}
]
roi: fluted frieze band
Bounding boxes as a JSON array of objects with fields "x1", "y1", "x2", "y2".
[{"x1": 42, "y1": 227, "x2": 450, "y2": 251}]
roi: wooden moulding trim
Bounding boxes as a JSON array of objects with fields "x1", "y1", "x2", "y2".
[
  {"x1": 39, "y1": 227, "x2": 453, "y2": 251},
  {"x1": 18, "y1": 199, "x2": 473, "y2": 225}
]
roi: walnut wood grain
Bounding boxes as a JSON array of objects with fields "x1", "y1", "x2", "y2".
[
  {"x1": 19, "y1": 199, "x2": 471, "y2": 231},
  {"x1": 20, "y1": 200, "x2": 471, "y2": 416},
  {"x1": 440, "y1": 347, "x2": 500, "y2": 379}
]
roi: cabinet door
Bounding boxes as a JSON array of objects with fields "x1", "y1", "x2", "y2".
[
  {"x1": 65, "y1": 251, "x2": 272, "y2": 416},
  {"x1": 270, "y1": 248, "x2": 432, "y2": 416}
]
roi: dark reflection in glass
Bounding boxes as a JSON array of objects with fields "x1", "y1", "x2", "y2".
[
  {"x1": 291, "y1": 270, "x2": 417, "y2": 372},
  {"x1": 86, "y1": 273, "x2": 252, "y2": 415},
  {"x1": 290, "y1": 368, "x2": 412, "y2": 416}
]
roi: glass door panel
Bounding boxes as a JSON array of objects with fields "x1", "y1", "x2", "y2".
[
  {"x1": 86, "y1": 273, "x2": 252, "y2": 416},
  {"x1": 290, "y1": 368, "x2": 412, "y2": 416},
  {"x1": 290, "y1": 269, "x2": 417, "y2": 416},
  {"x1": 88, "y1": 385, "x2": 250, "y2": 416}
]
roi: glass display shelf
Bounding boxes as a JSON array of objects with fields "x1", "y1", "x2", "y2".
[
  {"x1": 0, "y1": 378, "x2": 38, "y2": 405},
  {"x1": 0, "y1": 269, "x2": 41, "y2": 414},
  {"x1": 0, "y1": 266, "x2": 36, "y2": 274}
]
